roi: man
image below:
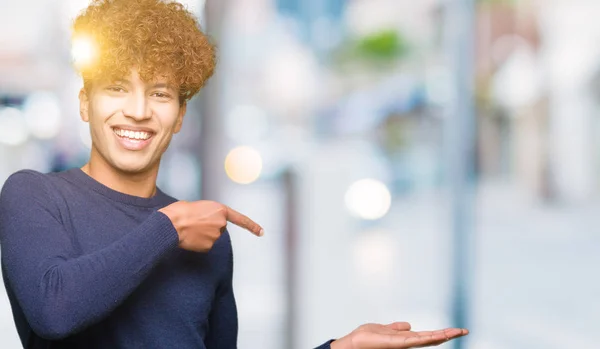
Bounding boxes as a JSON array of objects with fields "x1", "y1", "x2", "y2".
[{"x1": 0, "y1": 0, "x2": 468, "y2": 348}]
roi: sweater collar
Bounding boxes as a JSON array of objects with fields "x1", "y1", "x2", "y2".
[{"x1": 62, "y1": 168, "x2": 173, "y2": 208}]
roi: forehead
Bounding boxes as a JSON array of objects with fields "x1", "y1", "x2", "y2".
[{"x1": 95, "y1": 68, "x2": 177, "y2": 88}]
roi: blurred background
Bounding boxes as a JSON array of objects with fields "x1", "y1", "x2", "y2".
[{"x1": 1, "y1": 0, "x2": 599, "y2": 348}]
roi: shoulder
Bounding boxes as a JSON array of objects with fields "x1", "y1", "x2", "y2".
[
  {"x1": 0, "y1": 170, "x2": 59, "y2": 211},
  {"x1": 4, "y1": 169, "x2": 48, "y2": 181},
  {"x1": 0, "y1": 171, "x2": 64, "y2": 241},
  {"x1": 1, "y1": 170, "x2": 52, "y2": 195}
]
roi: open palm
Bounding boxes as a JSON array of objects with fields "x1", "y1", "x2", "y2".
[{"x1": 330, "y1": 322, "x2": 469, "y2": 349}]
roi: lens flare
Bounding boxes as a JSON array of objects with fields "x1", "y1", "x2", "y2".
[{"x1": 71, "y1": 35, "x2": 97, "y2": 70}]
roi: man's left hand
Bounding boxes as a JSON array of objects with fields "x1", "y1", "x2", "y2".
[{"x1": 330, "y1": 322, "x2": 469, "y2": 349}]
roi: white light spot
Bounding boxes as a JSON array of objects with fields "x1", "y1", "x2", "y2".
[
  {"x1": 345, "y1": 178, "x2": 392, "y2": 220},
  {"x1": 23, "y1": 92, "x2": 62, "y2": 139},
  {"x1": 0, "y1": 107, "x2": 29, "y2": 146}
]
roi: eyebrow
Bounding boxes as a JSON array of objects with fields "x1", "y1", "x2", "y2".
[
  {"x1": 113, "y1": 78, "x2": 129, "y2": 84},
  {"x1": 151, "y1": 83, "x2": 174, "y2": 90},
  {"x1": 108, "y1": 79, "x2": 175, "y2": 91}
]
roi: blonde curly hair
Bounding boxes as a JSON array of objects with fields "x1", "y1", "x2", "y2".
[{"x1": 72, "y1": 0, "x2": 216, "y2": 103}]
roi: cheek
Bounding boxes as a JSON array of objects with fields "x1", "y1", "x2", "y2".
[
  {"x1": 156, "y1": 106, "x2": 183, "y2": 131},
  {"x1": 92, "y1": 96, "x2": 123, "y2": 122}
]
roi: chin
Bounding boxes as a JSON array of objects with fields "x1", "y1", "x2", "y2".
[
  {"x1": 111, "y1": 159, "x2": 154, "y2": 175},
  {"x1": 117, "y1": 166, "x2": 149, "y2": 174}
]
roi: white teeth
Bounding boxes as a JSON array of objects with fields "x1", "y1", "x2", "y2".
[{"x1": 113, "y1": 128, "x2": 151, "y2": 140}]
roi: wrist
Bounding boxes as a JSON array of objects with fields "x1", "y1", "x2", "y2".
[
  {"x1": 158, "y1": 205, "x2": 185, "y2": 243},
  {"x1": 329, "y1": 336, "x2": 350, "y2": 349}
]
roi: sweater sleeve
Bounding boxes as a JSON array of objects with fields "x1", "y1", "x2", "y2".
[
  {"x1": 0, "y1": 171, "x2": 179, "y2": 340},
  {"x1": 314, "y1": 340, "x2": 335, "y2": 349},
  {"x1": 204, "y1": 231, "x2": 238, "y2": 348}
]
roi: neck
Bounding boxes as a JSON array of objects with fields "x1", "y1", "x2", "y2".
[{"x1": 82, "y1": 147, "x2": 159, "y2": 198}]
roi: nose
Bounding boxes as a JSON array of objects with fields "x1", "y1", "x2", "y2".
[{"x1": 122, "y1": 92, "x2": 151, "y2": 121}]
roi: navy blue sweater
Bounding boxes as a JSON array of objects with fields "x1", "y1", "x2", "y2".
[
  {"x1": 0, "y1": 169, "x2": 333, "y2": 349},
  {"x1": 0, "y1": 168, "x2": 238, "y2": 348}
]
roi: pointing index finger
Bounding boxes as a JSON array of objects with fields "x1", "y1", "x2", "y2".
[{"x1": 225, "y1": 206, "x2": 264, "y2": 237}]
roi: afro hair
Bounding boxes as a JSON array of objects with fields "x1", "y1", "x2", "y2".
[{"x1": 72, "y1": 0, "x2": 216, "y2": 103}]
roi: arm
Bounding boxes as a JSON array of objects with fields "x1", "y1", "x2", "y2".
[
  {"x1": 204, "y1": 231, "x2": 238, "y2": 349},
  {"x1": 0, "y1": 172, "x2": 179, "y2": 340}
]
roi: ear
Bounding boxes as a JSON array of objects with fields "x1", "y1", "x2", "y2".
[
  {"x1": 79, "y1": 88, "x2": 90, "y2": 122},
  {"x1": 173, "y1": 102, "x2": 187, "y2": 134}
]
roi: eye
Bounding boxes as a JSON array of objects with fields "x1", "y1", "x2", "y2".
[{"x1": 152, "y1": 92, "x2": 172, "y2": 99}]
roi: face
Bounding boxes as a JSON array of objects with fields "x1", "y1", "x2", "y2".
[{"x1": 79, "y1": 68, "x2": 186, "y2": 175}]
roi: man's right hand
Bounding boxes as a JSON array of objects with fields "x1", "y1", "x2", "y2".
[{"x1": 158, "y1": 200, "x2": 263, "y2": 252}]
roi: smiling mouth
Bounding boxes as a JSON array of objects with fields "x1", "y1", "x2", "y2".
[{"x1": 112, "y1": 127, "x2": 154, "y2": 141}]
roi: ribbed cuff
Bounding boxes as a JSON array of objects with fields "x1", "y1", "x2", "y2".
[{"x1": 131, "y1": 211, "x2": 179, "y2": 270}]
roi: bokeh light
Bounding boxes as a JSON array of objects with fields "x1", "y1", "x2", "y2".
[
  {"x1": 0, "y1": 107, "x2": 29, "y2": 146},
  {"x1": 22, "y1": 92, "x2": 62, "y2": 139},
  {"x1": 224, "y1": 146, "x2": 263, "y2": 185},
  {"x1": 345, "y1": 178, "x2": 392, "y2": 220}
]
